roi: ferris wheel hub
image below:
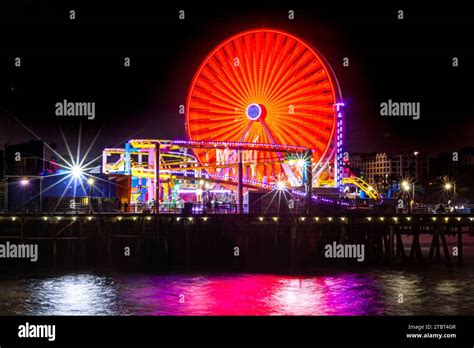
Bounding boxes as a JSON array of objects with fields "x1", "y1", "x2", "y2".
[{"x1": 246, "y1": 103, "x2": 265, "y2": 121}]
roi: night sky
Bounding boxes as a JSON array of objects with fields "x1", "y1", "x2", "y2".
[{"x1": 1, "y1": 1, "x2": 473, "y2": 162}]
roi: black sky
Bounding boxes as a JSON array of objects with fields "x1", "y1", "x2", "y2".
[{"x1": 0, "y1": 1, "x2": 473, "y2": 160}]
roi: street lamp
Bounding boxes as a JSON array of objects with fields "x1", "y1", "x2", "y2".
[
  {"x1": 401, "y1": 180, "x2": 415, "y2": 207},
  {"x1": 87, "y1": 176, "x2": 95, "y2": 213},
  {"x1": 19, "y1": 178, "x2": 30, "y2": 213},
  {"x1": 71, "y1": 165, "x2": 83, "y2": 179},
  {"x1": 401, "y1": 181, "x2": 410, "y2": 191},
  {"x1": 276, "y1": 181, "x2": 286, "y2": 190},
  {"x1": 444, "y1": 181, "x2": 456, "y2": 205}
]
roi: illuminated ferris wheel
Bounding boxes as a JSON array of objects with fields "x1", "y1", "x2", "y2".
[{"x1": 185, "y1": 28, "x2": 343, "y2": 187}]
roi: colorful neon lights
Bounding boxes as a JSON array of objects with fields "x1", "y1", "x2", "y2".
[{"x1": 186, "y1": 29, "x2": 342, "y2": 184}]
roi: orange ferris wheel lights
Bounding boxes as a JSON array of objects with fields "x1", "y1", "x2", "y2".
[{"x1": 186, "y1": 28, "x2": 342, "y2": 184}]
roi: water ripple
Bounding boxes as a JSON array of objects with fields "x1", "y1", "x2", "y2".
[{"x1": 0, "y1": 269, "x2": 473, "y2": 315}]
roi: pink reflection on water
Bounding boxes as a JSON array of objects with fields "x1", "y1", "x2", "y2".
[
  {"x1": 266, "y1": 277, "x2": 327, "y2": 315},
  {"x1": 120, "y1": 273, "x2": 385, "y2": 315}
]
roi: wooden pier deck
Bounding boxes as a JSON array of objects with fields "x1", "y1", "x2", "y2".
[{"x1": 0, "y1": 213, "x2": 472, "y2": 272}]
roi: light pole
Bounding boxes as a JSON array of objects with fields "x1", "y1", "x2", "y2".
[
  {"x1": 402, "y1": 181, "x2": 409, "y2": 196},
  {"x1": 20, "y1": 178, "x2": 29, "y2": 213},
  {"x1": 87, "y1": 177, "x2": 95, "y2": 213},
  {"x1": 444, "y1": 182, "x2": 456, "y2": 206},
  {"x1": 454, "y1": 182, "x2": 457, "y2": 206},
  {"x1": 401, "y1": 180, "x2": 415, "y2": 210}
]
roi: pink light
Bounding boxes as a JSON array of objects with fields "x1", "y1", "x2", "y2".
[
  {"x1": 179, "y1": 189, "x2": 232, "y2": 194},
  {"x1": 124, "y1": 274, "x2": 380, "y2": 315}
]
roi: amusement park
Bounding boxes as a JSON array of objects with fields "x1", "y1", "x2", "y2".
[
  {"x1": 3, "y1": 4, "x2": 474, "y2": 339},
  {"x1": 2, "y1": 27, "x2": 468, "y2": 216},
  {"x1": 97, "y1": 29, "x2": 381, "y2": 216}
]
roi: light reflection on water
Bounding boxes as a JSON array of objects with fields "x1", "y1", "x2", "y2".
[{"x1": 0, "y1": 270, "x2": 473, "y2": 315}]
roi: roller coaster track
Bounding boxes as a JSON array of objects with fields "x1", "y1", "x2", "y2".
[
  {"x1": 320, "y1": 177, "x2": 382, "y2": 202},
  {"x1": 104, "y1": 146, "x2": 382, "y2": 203}
]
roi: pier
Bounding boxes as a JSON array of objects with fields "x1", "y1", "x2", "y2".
[{"x1": 0, "y1": 213, "x2": 472, "y2": 273}]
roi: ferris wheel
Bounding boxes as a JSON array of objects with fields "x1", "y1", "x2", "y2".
[{"x1": 185, "y1": 28, "x2": 343, "y2": 187}]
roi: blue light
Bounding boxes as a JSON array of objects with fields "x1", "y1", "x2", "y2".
[{"x1": 246, "y1": 103, "x2": 262, "y2": 120}]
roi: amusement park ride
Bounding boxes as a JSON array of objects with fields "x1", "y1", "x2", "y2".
[{"x1": 102, "y1": 29, "x2": 381, "y2": 212}]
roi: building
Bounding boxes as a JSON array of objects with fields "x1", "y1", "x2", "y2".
[
  {"x1": 429, "y1": 148, "x2": 474, "y2": 202},
  {"x1": 350, "y1": 152, "x2": 429, "y2": 191},
  {"x1": 430, "y1": 147, "x2": 474, "y2": 176},
  {"x1": 1, "y1": 139, "x2": 118, "y2": 213}
]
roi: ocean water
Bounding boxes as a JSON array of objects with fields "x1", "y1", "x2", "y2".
[{"x1": 0, "y1": 268, "x2": 473, "y2": 315}]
